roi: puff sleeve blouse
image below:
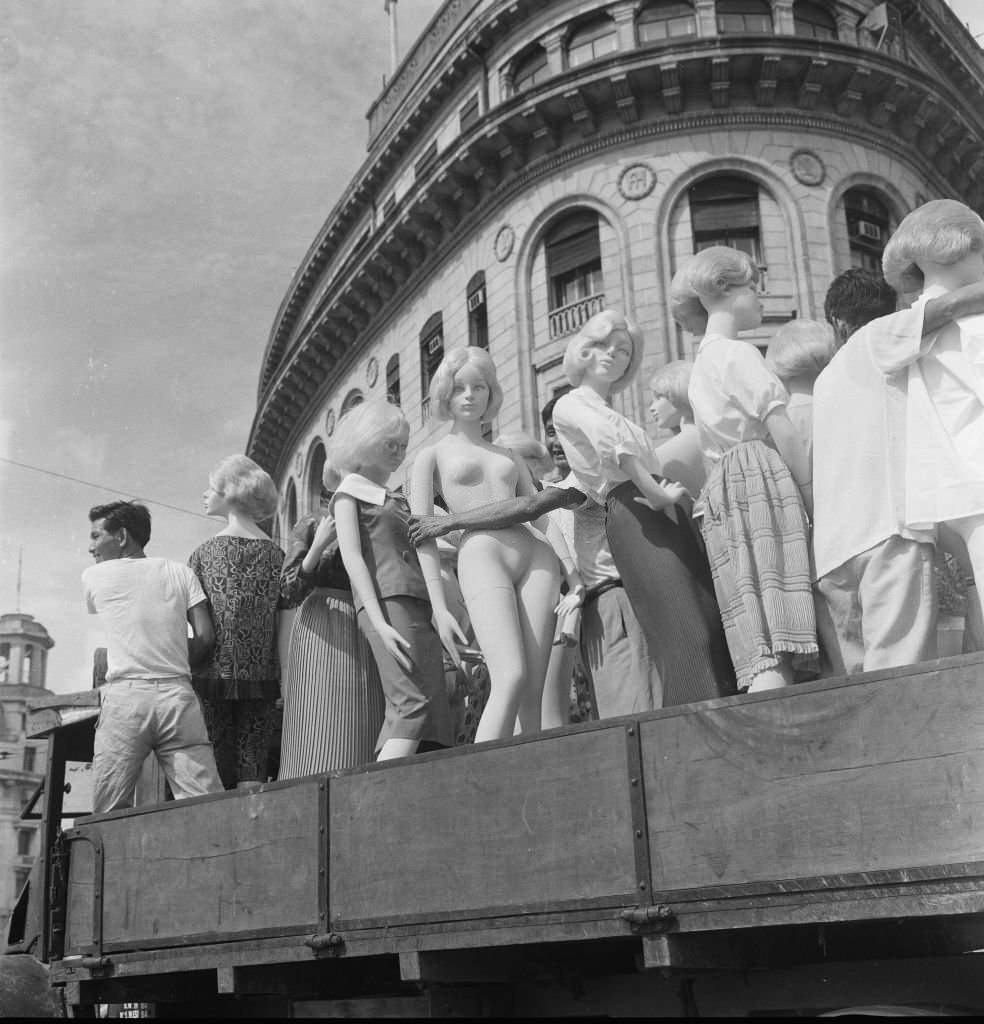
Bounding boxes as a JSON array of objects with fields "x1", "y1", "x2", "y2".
[
  {"x1": 689, "y1": 333, "x2": 788, "y2": 463},
  {"x1": 552, "y1": 386, "x2": 661, "y2": 505}
]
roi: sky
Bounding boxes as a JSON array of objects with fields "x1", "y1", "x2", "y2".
[
  {"x1": 1, "y1": 0, "x2": 983, "y2": 694},
  {"x1": 0, "y1": 0, "x2": 440, "y2": 692}
]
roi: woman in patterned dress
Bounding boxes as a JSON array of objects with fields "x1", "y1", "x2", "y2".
[{"x1": 189, "y1": 455, "x2": 284, "y2": 788}]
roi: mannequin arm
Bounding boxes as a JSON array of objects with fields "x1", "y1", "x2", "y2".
[
  {"x1": 923, "y1": 279, "x2": 984, "y2": 334},
  {"x1": 763, "y1": 406, "x2": 813, "y2": 517},
  {"x1": 620, "y1": 453, "x2": 687, "y2": 511},
  {"x1": 408, "y1": 487, "x2": 582, "y2": 545}
]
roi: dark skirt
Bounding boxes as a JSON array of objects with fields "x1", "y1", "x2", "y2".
[
  {"x1": 278, "y1": 587, "x2": 385, "y2": 778},
  {"x1": 605, "y1": 480, "x2": 736, "y2": 705}
]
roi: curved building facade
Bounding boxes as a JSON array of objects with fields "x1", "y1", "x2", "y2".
[{"x1": 248, "y1": 0, "x2": 984, "y2": 542}]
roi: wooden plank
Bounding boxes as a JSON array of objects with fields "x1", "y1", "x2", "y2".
[
  {"x1": 64, "y1": 779, "x2": 323, "y2": 954},
  {"x1": 329, "y1": 725, "x2": 638, "y2": 928},
  {"x1": 640, "y1": 663, "x2": 984, "y2": 898}
]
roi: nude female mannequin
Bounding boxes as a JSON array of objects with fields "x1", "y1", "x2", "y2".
[{"x1": 411, "y1": 347, "x2": 581, "y2": 742}]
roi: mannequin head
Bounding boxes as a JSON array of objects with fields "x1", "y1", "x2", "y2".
[
  {"x1": 648, "y1": 360, "x2": 694, "y2": 431},
  {"x1": 430, "y1": 346, "x2": 503, "y2": 423},
  {"x1": 882, "y1": 199, "x2": 984, "y2": 291},
  {"x1": 563, "y1": 310, "x2": 645, "y2": 393},
  {"x1": 494, "y1": 431, "x2": 554, "y2": 480},
  {"x1": 204, "y1": 455, "x2": 278, "y2": 522},
  {"x1": 671, "y1": 246, "x2": 762, "y2": 333},
  {"x1": 765, "y1": 319, "x2": 836, "y2": 392},
  {"x1": 327, "y1": 398, "x2": 410, "y2": 484}
]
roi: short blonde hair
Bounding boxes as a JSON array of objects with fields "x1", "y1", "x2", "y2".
[
  {"x1": 209, "y1": 455, "x2": 278, "y2": 521},
  {"x1": 882, "y1": 199, "x2": 984, "y2": 291},
  {"x1": 326, "y1": 399, "x2": 409, "y2": 476},
  {"x1": 670, "y1": 246, "x2": 759, "y2": 328},
  {"x1": 648, "y1": 360, "x2": 694, "y2": 418},
  {"x1": 429, "y1": 346, "x2": 503, "y2": 422},
  {"x1": 562, "y1": 310, "x2": 645, "y2": 393},
  {"x1": 765, "y1": 319, "x2": 836, "y2": 385}
]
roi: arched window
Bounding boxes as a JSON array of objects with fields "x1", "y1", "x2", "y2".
[
  {"x1": 512, "y1": 45, "x2": 549, "y2": 94},
  {"x1": 386, "y1": 354, "x2": 401, "y2": 406},
  {"x1": 793, "y1": 1, "x2": 837, "y2": 40},
  {"x1": 419, "y1": 312, "x2": 445, "y2": 418},
  {"x1": 21, "y1": 645, "x2": 33, "y2": 685},
  {"x1": 545, "y1": 211, "x2": 605, "y2": 339},
  {"x1": 285, "y1": 480, "x2": 298, "y2": 532},
  {"x1": 844, "y1": 187, "x2": 893, "y2": 273},
  {"x1": 689, "y1": 175, "x2": 764, "y2": 283},
  {"x1": 467, "y1": 271, "x2": 489, "y2": 350},
  {"x1": 340, "y1": 389, "x2": 364, "y2": 416},
  {"x1": 717, "y1": 0, "x2": 773, "y2": 34},
  {"x1": 637, "y1": 1, "x2": 697, "y2": 45},
  {"x1": 306, "y1": 442, "x2": 327, "y2": 513},
  {"x1": 568, "y1": 16, "x2": 618, "y2": 68}
]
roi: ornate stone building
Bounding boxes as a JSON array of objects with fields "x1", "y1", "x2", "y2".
[
  {"x1": 247, "y1": 0, "x2": 984, "y2": 541},
  {"x1": 0, "y1": 613, "x2": 52, "y2": 937}
]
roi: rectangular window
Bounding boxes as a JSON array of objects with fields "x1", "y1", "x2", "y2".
[
  {"x1": 414, "y1": 140, "x2": 439, "y2": 180},
  {"x1": 459, "y1": 93, "x2": 480, "y2": 132},
  {"x1": 22, "y1": 746, "x2": 35, "y2": 773},
  {"x1": 17, "y1": 830, "x2": 32, "y2": 857}
]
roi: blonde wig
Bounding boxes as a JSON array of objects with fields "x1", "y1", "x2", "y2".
[
  {"x1": 209, "y1": 455, "x2": 278, "y2": 521},
  {"x1": 326, "y1": 398, "x2": 409, "y2": 476},
  {"x1": 562, "y1": 309, "x2": 645, "y2": 393},
  {"x1": 882, "y1": 199, "x2": 984, "y2": 291},
  {"x1": 670, "y1": 246, "x2": 759, "y2": 327},
  {"x1": 429, "y1": 346, "x2": 504, "y2": 422},
  {"x1": 648, "y1": 360, "x2": 695, "y2": 418},
  {"x1": 765, "y1": 319, "x2": 836, "y2": 386}
]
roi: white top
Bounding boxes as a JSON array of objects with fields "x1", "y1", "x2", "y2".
[
  {"x1": 784, "y1": 391, "x2": 814, "y2": 470},
  {"x1": 552, "y1": 386, "x2": 660, "y2": 505},
  {"x1": 689, "y1": 333, "x2": 788, "y2": 463},
  {"x1": 812, "y1": 305, "x2": 935, "y2": 580},
  {"x1": 547, "y1": 475, "x2": 619, "y2": 588},
  {"x1": 83, "y1": 557, "x2": 207, "y2": 684},
  {"x1": 869, "y1": 285, "x2": 984, "y2": 528}
]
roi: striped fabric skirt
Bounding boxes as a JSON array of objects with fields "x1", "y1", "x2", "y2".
[
  {"x1": 278, "y1": 587, "x2": 385, "y2": 779},
  {"x1": 701, "y1": 440, "x2": 818, "y2": 689}
]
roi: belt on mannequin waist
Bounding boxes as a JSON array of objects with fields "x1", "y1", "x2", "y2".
[{"x1": 583, "y1": 579, "x2": 623, "y2": 607}]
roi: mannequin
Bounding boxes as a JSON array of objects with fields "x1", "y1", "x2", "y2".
[{"x1": 410, "y1": 347, "x2": 582, "y2": 742}]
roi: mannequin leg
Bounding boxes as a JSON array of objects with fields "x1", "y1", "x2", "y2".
[
  {"x1": 541, "y1": 643, "x2": 575, "y2": 730},
  {"x1": 467, "y1": 581, "x2": 526, "y2": 742},
  {"x1": 377, "y1": 737, "x2": 419, "y2": 761},
  {"x1": 514, "y1": 556, "x2": 563, "y2": 734}
]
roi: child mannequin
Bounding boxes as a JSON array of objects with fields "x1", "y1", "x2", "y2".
[
  {"x1": 647, "y1": 359, "x2": 705, "y2": 499},
  {"x1": 551, "y1": 310, "x2": 736, "y2": 705},
  {"x1": 410, "y1": 347, "x2": 582, "y2": 743},
  {"x1": 673, "y1": 247, "x2": 817, "y2": 692},
  {"x1": 764, "y1": 318, "x2": 836, "y2": 467},
  {"x1": 329, "y1": 399, "x2": 454, "y2": 761}
]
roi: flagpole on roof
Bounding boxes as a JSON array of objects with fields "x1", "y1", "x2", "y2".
[{"x1": 385, "y1": 0, "x2": 400, "y2": 76}]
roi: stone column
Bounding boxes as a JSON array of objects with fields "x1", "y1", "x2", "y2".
[
  {"x1": 694, "y1": 0, "x2": 718, "y2": 38},
  {"x1": 835, "y1": 5, "x2": 859, "y2": 45},
  {"x1": 772, "y1": 0, "x2": 796, "y2": 35},
  {"x1": 609, "y1": 1, "x2": 640, "y2": 52},
  {"x1": 542, "y1": 28, "x2": 566, "y2": 76}
]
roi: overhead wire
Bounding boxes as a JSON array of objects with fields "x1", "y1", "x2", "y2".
[{"x1": 0, "y1": 455, "x2": 213, "y2": 521}]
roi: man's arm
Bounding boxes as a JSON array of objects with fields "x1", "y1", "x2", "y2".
[
  {"x1": 408, "y1": 486, "x2": 584, "y2": 546},
  {"x1": 923, "y1": 279, "x2": 984, "y2": 334},
  {"x1": 187, "y1": 601, "x2": 214, "y2": 669}
]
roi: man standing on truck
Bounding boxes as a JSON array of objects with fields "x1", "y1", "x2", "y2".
[{"x1": 82, "y1": 500, "x2": 224, "y2": 813}]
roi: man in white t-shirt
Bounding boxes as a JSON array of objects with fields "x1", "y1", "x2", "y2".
[{"x1": 83, "y1": 500, "x2": 223, "y2": 813}]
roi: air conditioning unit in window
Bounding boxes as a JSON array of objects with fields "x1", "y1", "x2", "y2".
[{"x1": 856, "y1": 219, "x2": 882, "y2": 241}]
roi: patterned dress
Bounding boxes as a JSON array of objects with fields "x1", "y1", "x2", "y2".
[{"x1": 188, "y1": 535, "x2": 283, "y2": 787}]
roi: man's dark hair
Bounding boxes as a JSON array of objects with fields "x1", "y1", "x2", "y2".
[
  {"x1": 541, "y1": 393, "x2": 564, "y2": 427},
  {"x1": 89, "y1": 501, "x2": 152, "y2": 549},
  {"x1": 823, "y1": 268, "x2": 897, "y2": 334}
]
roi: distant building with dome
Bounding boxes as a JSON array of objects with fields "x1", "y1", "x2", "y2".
[
  {"x1": 247, "y1": 0, "x2": 984, "y2": 543},
  {"x1": 0, "y1": 613, "x2": 52, "y2": 936}
]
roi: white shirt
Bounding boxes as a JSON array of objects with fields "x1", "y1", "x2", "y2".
[
  {"x1": 547, "y1": 475, "x2": 619, "y2": 588},
  {"x1": 869, "y1": 285, "x2": 984, "y2": 528},
  {"x1": 689, "y1": 333, "x2": 788, "y2": 463},
  {"x1": 812, "y1": 306, "x2": 935, "y2": 580},
  {"x1": 83, "y1": 557, "x2": 207, "y2": 683},
  {"x1": 552, "y1": 386, "x2": 660, "y2": 505}
]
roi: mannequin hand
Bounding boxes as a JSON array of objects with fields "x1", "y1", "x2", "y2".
[
  {"x1": 409, "y1": 514, "x2": 450, "y2": 546},
  {"x1": 377, "y1": 622, "x2": 413, "y2": 673},
  {"x1": 432, "y1": 607, "x2": 467, "y2": 669},
  {"x1": 634, "y1": 481, "x2": 688, "y2": 512},
  {"x1": 555, "y1": 584, "x2": 585, "y2": 616},
  {"x1": 311, "y1": 514, "x2": 337, "y2": 554}
]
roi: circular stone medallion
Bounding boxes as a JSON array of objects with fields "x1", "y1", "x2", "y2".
[
  {"x1": 790, "y1": 149, "x2": 825, "y2": 186},
  {"x1": 618, "y1": 162, "x2": 656, "y2": 201},
  {"x1": 325, "y1": 408, "x2": 336, "y2": 437},
  {"x1": 366, "y1": 356, "x2": 379, "y2": 387},
  {"x1": 494, "y1": 224, "x2": 515, "y2": 262}
]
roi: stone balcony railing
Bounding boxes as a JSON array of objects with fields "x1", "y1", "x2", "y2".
[{"x1": 548, "y1": 293, "x2": 606, "y2": 340}]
